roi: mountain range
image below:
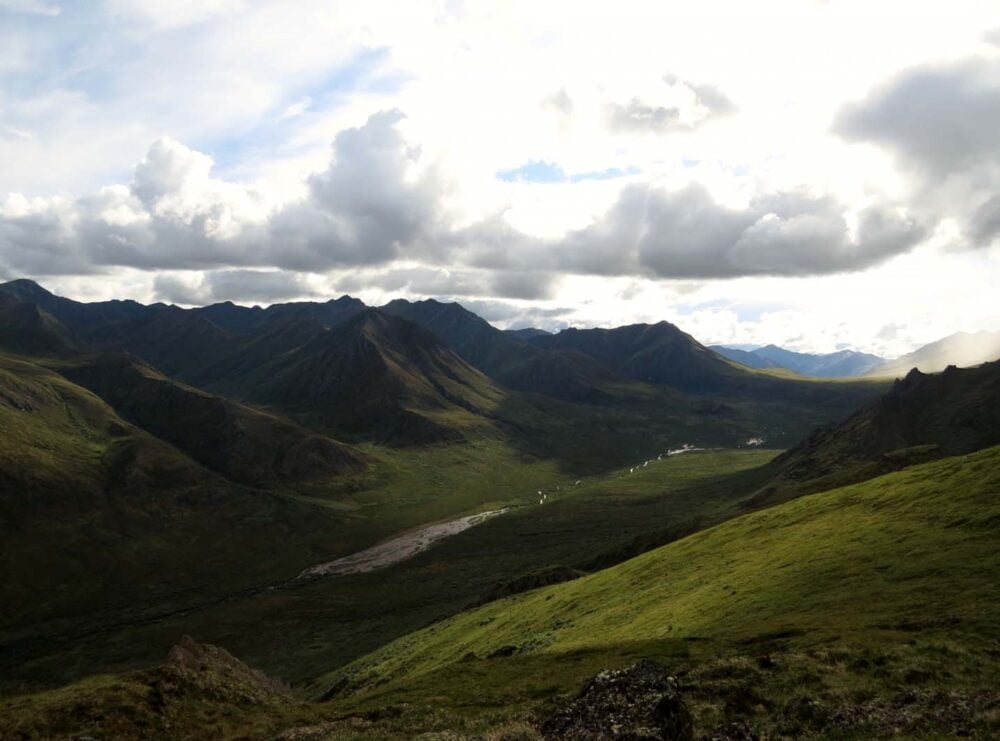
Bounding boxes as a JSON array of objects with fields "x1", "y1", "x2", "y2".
[
  {"x1": 712, "y1": 330, "x2": 1000, "y2": 379},
  {"x1": 1, "y1": 277, "x2": 998, "y2": 739}
]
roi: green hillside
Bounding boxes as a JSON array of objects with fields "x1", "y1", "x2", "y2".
[
  {"x1": 755, "y1": 360, "x2": 1000, "y2": 505},
  {"x1": 326, "y1": 446, "x2": 1000, "y2": 737}
]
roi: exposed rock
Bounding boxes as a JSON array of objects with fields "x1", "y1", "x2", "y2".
[
  {"x1": 162, "y1": 635, "x2": 290, "y2": 703},
  {"x1": 539, "y1": 659, "x2": 693, "y2": 740}
]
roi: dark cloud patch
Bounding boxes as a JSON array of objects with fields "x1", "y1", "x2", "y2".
[
  {"x1": 153, "y1": 270, "x2": 316, "y2": 305},
  {"x1": 607, "y1": 99, "x2": 685, "y2": 133},
  {"x1": 490, "y1": 270, "x2": 557, "y2": 300},
  {"x1": 690, "y1": 82, "x2": 736, "y2": 116},
  {"x1": 335, "y1": 266, "x2": 484, "y2": 297},
  {"x1": 153, "y1": 274, "x2": 208, "y2": 305},
  {"x1": 968, "y1": 196, "x2": 1000, "y2": 244},
  {"x1": 835, "y1": 56, "x2": 1000, "y2": 248},
  {"x1": 836, "y1": 58, "x2": 1000, "y2": 178},
  {"x1": 207, "y1": 269, "x2": 317, "y2": 303},
  {"x1": 0, "y1": 92, "x2": 932, "y2": 293},
  {"x1": 543, "y1": 88, "x2": 573, "y2": 115},
  {"x1": 334, "y1": 265, "x2": 557, "y2": 301},
  {"x1": 550, "y1": 184, "x2": 923, "y2": 279},
  {"x1": 608, "y1": 75, "x2": 736, "y2": 134},
  {"x1": 0, "y1": 197, "x2": 98, "y2": 275},
  {"x1": 456, "y1": 298, "x2": 574, "y2": 328}
]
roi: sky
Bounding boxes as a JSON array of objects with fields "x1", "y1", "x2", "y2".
[{"x1": 1, "y1": 0, "x2": 999, "y2": 356}]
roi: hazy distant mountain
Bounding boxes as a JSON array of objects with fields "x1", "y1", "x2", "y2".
[
  {"x1": 751, "y1": 345, "x2": 885, "y2": 377},
  {"x1": 868, "y1": 330, "x2": 1000, "y2": 378},
  {"x1": 709, "y1": 345, "x2": 783, "y2": 370},
  {"x1": 708, "y1": 342, "x2": 884, "y2": 377}
]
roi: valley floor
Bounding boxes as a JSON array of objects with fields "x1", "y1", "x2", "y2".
[{"x1": 2, "y1": 446, "x2": 999, "y2": 739}]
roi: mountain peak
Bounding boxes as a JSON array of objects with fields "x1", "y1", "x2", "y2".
[{"x1": 0, "y1": 278, "x2": 54, "y2": 301}]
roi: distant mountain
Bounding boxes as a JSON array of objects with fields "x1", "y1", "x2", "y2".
[
  {"x1": 503, "y1": 327, "x2": 552, "y2": 340},
  {"x1": 0, "y1": 278, "x2": 149, "y2": 332},
  {"x1": 709, "y1": 345, "x2": 783, "y2": 370},
  {"x1": 89, "y1": 305, "x2": 241, "y2": 380},
  {"x1": 868, "y1": 330, "x2": 1000, "y2": 378},
  {"x1": 752, "y1": 360, "x2": 1000, "y2": 504},
  {"x1": 194, "y1": 296, "x2": 366, "y2": 335},
  {"x1": 381, "y1": 299, "x2": 624, "y2": 399},
  {"x1": 218, "y1": 309, "x2": 505, "y2": 444},
  {"x1": 752, "y1": 344, "x2": 884, "y2": 377},
  {"x1": 527, "y1": 322, "x2": 748, "y2": 392}
]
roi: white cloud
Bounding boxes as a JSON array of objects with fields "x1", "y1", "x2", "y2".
[
  {"x1": 1, "y1": 0, "x2": 999, "y2": 353},
  {"x1": 0, "y1": 0, "x2": 60, "y2": 16}
]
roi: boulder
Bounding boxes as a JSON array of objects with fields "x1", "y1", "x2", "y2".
[{"x1": 540, "y1": 659, "x2": 693, "y2": 740}]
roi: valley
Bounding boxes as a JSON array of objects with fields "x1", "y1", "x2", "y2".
[{"x1": 0, "y1": 279, "x2": 997, "y2": 739}]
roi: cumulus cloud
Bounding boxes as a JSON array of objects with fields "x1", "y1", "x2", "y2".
[
  {"x1": 836, "y1": 56, "x2": 1000, "y2": 248},
  {"x1": 836, "y1": 58, "x2": 1000, "y2": 178},
  {"x1": 607, "y1": 74, "x2": 736, "y2": 134},
  {"x1": 0, "y1": 106, "x2": 928, "y2": 295},
  {"x1": 153, "y1": 269, "x2": 317, "y2": 305},
  {"x1": 550, "y1": 184, "x2": 923, "y2": 279},
  {"x1": 0, "y1": 111, "x2": 443, "y2": 277},
  {"x1": 333, "y1": 265, "x2": 557, "y2": 301},
  {"x1": 271, "y1": 109, "x2": 444, "y2": 269}
]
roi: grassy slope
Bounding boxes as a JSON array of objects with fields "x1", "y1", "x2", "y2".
[
  {"x1": 3, "y1": 449, "x2": 773, "y2": 694},
  {"x1": 0, "y1": 354, "x2": 357, "y2": 637},
  {"x1": 332, "y1": 447, "x2": 1000, "y2": 719},
  {"x1": 5, "y1": 448, "x2": 998, "y2": 739}
]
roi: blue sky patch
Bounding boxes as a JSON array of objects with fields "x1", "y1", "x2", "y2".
[{"x1": 497, "y1": 160, "x2": 639, "y2": 184}]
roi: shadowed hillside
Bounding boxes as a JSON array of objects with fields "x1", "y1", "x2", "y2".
[
  {"x1": 0, "y1": 354, "x2": 348, "y2": 638},
  {"x1": 752, "y1": 360, "x2": 1000, "y2": 504},
  {"x1": 58, "y1": 353, "x2": 365, "y2": 486},
  {"x1": 212, "y1": 309, "x2": 506, "y2": 444}
]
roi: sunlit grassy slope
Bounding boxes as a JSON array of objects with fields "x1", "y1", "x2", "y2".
[{"x1": 332, "y1": 446, "x2": 1000, "y2": 712}]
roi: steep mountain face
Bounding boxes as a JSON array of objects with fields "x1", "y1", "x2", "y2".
[
  {"x1": 0, "y1": 300, "x2": 79, "y2": 357},
  {"x1": 88, "y1": 306, "x2": 242, "y2": 381},
  {"x1": 752, "y1": 344, "x2": 884, "y2": 377},
  {"x1": 528, "y1": 321, "x2": 744, "y2": 392},
  {"x1": 381, "y1": 298, "x2": 624, "y2": 399},
  {"x1": 219, "y1": 309, "x2": 505, "y2": 443},
  {"x1": 709, "y1": 345, "x2": 783, "y2": 370},
  {"x1": 868, "y1": 330, "x2": 1000, "y2": 378},
  {"x1": 754, "y1": 360, "x2": 1000, "y2": 501},
  {"x1": 59, "y1": 354, "x2": 365, "y2": 486}
]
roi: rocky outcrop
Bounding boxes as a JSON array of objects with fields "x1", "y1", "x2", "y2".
[{"x1": 540, "y1": 659, "x2": 693, "y2": 740}]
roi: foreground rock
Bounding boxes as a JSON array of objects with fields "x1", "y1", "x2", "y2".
[{"x1": 540, "y1": 659, "x2": 694, "y2": 740}]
